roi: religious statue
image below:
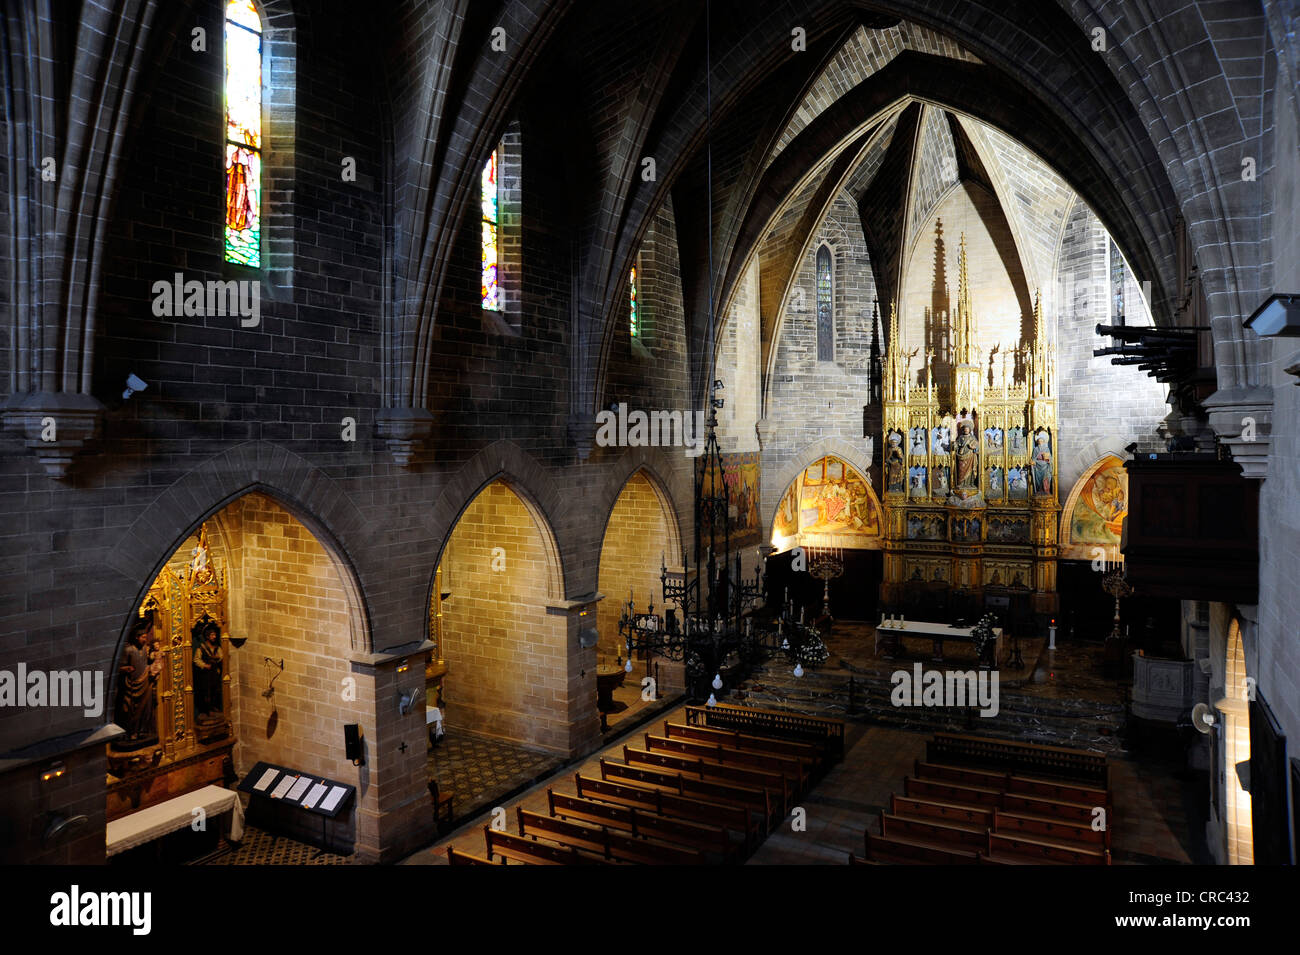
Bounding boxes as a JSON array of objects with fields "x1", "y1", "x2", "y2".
[
  {"x1": 192, "y1": 620, "x2": 225, "y2": 723},
  {"x1": 932, "y1": 465, "x2": 950, "y2": 495},
  {"x1": 931, "y1": 425, "x2": 951, "y2": 455},
  {"x1": 909, "y1": 427, "x2": 927, "y2": 457},
  {"x1": 885, "y1": 432, "x2": 905, "y2": 493},
  {"x1": 116, "y1": 616, "x2": 160, "y2": 749},
  {"x1": 954, "y1": 420, "x2": 979, "y2": 491},
  {"x1": 1032, "y1": 430, "x2": 1053, "y2": 495}
]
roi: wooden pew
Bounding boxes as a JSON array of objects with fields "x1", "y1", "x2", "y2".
[
  {"x1": 547, "y1": 790, "x2": 739, "y2": 861},
  {"x1": 993, "y1": 809, "x2": 1111, "y2": 850},
  {"x1": 913, "y1": 760, "x2": 1010, "y2": 791},
  {"x1": 1000, "y1": 791, "x2": 1098, "y2": 825},
  {"x1": 903, "y1": 776, "x2": 1003, "y2": 809},
  {"x1": 890, "y1": 794, "x2": 995, "y2": 829},
  {"x1": 447, "y1": 846, "x2": 498, "y2": 865},
  {"x1": 518, "y1": 808, "x2": 703, "y2": 865},
  {"x1": 879, "y1": 811, "x2": 987, "y2": 851},
  {"x1": 622, "y1": 746, "x2": 793, "y2": 814},
  {"x1": 685, "y1": 703, "x2": 845, "y2": 761},
  {"x1": 482, "y1": 826, "x2": 604, "y2": 865},
  {"x1": 1005, "y1": 774, "x2": 1110, "y2": 808},
  {"x1": 664, "y1": 721, "x2": 825, "y2": 775},
  {"x1": 599, "y1": 759, "x2": 776, "y2": 831},
  {"x1": 645, "y1": 733, "x2": 811, "y2": 793},
  {"x1": 927, "y1": 732, "x2": 1109, "y2": 788},
  {"x1": 986, "y1": 830, "x2": 1111, "y2": 865},
  {"x1": 863, "y1": 829, "x2": 980, "y2": 865},
  {"x1": 574, "y1": 774, "x2": 758, "y2": 850}
]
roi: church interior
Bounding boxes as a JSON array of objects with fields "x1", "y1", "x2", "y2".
[{"x1": 1, "y1": 0, "x2": 1298, "y2": 881}]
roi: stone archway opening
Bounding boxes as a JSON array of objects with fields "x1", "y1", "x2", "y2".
[
  {"x1": 106, "y1": 491, "x2": 370, "y2": 861},
  {"x1": 595, "y1": 468, "x2": 685, "y2": 730},
  {"x1": 426, "y1": 479, "x2": 570, "y2": 823}
]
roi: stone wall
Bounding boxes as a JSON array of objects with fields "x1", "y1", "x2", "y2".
[{"x1": 438, "y1": 482, "x2": 569, "y2": 754}]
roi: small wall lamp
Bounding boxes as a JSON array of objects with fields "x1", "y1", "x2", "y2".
[{"x1": 1243, "y1": 293, "x2": 1300, "y2": 336}]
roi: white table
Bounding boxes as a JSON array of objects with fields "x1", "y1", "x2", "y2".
[
  {"x1": 106, "y1": 784, "x2": 244, "y2": 857},
  {"x1": 876, "y1": 621, "x2": 1002, "y2": 664}
]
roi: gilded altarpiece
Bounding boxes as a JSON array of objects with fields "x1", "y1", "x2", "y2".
[
  {"x1": 106, "y1": 525, "x2": 236, "y2": 820},
  {"x1": 880, "y1": 238, "x2": 1060, "y2": 617}
]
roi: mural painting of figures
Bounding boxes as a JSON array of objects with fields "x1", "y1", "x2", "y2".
[
  {"x1": 909, "y1": 466, "x2": 928, "y2": 497},
  {"x1": 931, "y1": 425, "x2": 951, "y2": 454},
  {"x1": 1061, "y1": 455, "x2": 1129, "y2": 559},
  {"x1": 885, "y1": 431, "x2": 906, "y2": 493},
  {"x1": 987, "y1": 466, "x2": 1004, "y2": 499},
  {"x1": 1032, "y1": 430, "x2": 1053, "y2": 495},
  {"x1": 778, "y1": 455, "x2": 884, "y2": 544},
  {"x1": 909, "y1": 427, "x2": 927, "y2": 456},
  {"x1": 983, "y1": 426, "x2": 1003, "y2": 452},
  {"x1": 1008, "y1": 466, "x2": 1029, "y2": 499},
  {"x1": 1008, "y1": 426, "x2": 1026, "y2": 455}
]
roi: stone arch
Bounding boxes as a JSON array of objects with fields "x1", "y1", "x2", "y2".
[
  {"x1": 763, "y1": 437, "x2": 877, "y2": 544},
  {"x1": 107, "y1": 444, "x2": 375, "y2": 690},
  {"x1": 427, "y1": 440, "x2": 568, "y2": 608}
]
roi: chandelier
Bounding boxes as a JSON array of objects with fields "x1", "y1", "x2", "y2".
[{"x1": 617, "y1": 381, "x2": 829, "y2": 701}]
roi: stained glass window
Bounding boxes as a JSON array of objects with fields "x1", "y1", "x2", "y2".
[
  {"x1": 1110, "y1": 238, "x2": 1126, "y2": 325},
  {"x1": 224, "y1": 1, "x2": 262, "y2": 267},
  {"x1": 481, "y1": 150, "x2": 500, "y2": 311},
  {"x1": 816, "y1": 244, "x2": 833, "y2": 361},
  {"x1": 629, "y1": 266, "x2": 639, "y2": 338}
]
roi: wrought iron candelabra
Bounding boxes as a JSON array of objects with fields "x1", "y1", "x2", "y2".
[{"x1": 618, "y1": 380, "x2": 770, "y2": 701}]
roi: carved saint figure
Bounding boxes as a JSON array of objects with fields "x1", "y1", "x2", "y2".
[
  {"x1": 1032, "y1": 431, "x2": 1053, "y2": 495},
  {"x1": 885, "y1": 432, "x2": 905, "y2": 493},
  {"x1": 118, "y1": 618, "x2": 160, "y2": 744},
  {"x1": 954, "y1": 421, "x2": 980, "y2": 490},
  {"x1": 192, "y1": 621, "x2": 225, "y2": 718},
  {"x1": 909, "y1": 427, "x2": 927, "y2": 457},
  {"x1": 909, "y1": 466, "x2": 927, "y2": 497}
]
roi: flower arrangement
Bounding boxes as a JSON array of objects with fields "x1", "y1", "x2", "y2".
[{"x1": 970, "y1": 613, "x2": 998, "y2": 666}]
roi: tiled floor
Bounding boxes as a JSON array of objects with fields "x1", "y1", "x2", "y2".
[
  {"x1": 199, "y1": 824, "x2": 352, "y2": 865},
  {"x1": 427, "y1": 725, "x2": 567, "y2": 826}
]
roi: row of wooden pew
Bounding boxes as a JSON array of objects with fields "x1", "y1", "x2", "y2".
[
  {"x1": 854, "y1": 738, "x2": 1115, "y2": 865},
  {"x1": 449, "y1": 706, "x2": 844, "y2": 865}
]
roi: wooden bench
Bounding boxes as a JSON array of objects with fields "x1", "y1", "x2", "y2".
[
  {"x1": 483, "y1": 826, "x2": 605, "y2": 865},
  {"x1": 574, "y1": 774, "x2": 757, "y2": 850},
  {"x1": 517, "y1": 808, "x2": 701, "y2": 865},
  {"x1": 685, "y1": 703, "x2": 844, "y2": 761},
  {"x1": 994, "y1": 809, "x2": 1110, "y2": 849},
  {"x1": 447, "y1": 846, "x2": 497, "y2": 865},
  {"x1": 622, "y1": 746, "x2": 793, "y2": 814},
  {"x1": 890, "y1": 794, "x2": 995, "y2": 829},
  {"x1": 928, "y1": 733, "x2": 1109, "y2": 788},
  {"x1": 914, "y1": 760, "x2": 1009, "y2": 791},
  {"x1": 863, "y1": 829, "x2": 980, "y2": 865},
  {"x1": 1006, "y1": 774, "x2": 1110, "y2": 808},
  {"x1": 599, "y1": 759, "x2": 776, "y2": 831},
  {"x1": 645, "y1": 733, "x2": 811, "y2": 793},
  {"x1": 547, "y1": 790, "x2": 739, "y2": 861},
  {"x1": 1000, "y1": 791, "x2": 1098, "y2": 825},
  {"x1": 879, "y1": 811, "x2": 987, "y2": 851},
  {"x1": 986, "y1": 830, "x2": 1110, "y2": 865},
  {"x1": 664, "y1": 721, "x2": 825, "y2": 775},
  {"x1": 903, "y1": 776, "x2": 1003, "y2": 809}
]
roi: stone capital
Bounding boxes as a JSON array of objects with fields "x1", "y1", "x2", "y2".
[
  {"x1": 2, "y1": 391, "x2": 105, "y2": 480},
  {"x1": 375, "y1": 407, "x2": 435, "y2": 467}
]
